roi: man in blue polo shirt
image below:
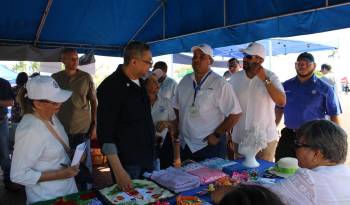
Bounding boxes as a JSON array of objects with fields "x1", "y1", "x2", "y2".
[{"x1": 275, "y1": 52, "x2": 342, "y2": 161}]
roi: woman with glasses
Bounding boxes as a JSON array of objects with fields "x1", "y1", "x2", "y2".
[
  {"x1": 10, "y1": 76, "x2": 78, "y2": 204},
  {"x1": 269, "y1": 120, "x2": 350, "y2": 204}
]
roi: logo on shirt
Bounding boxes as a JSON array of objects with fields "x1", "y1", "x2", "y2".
[{"x1": 312, "y1": 90, "x2": 317, "y2": 95}]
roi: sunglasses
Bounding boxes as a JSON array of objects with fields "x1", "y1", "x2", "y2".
[
  {"x1": 294, "y1": 139, "x2": 311, "y2": 149},
  {"x1": 243, "y1": 54, "x2": 254, "y2": 59}
]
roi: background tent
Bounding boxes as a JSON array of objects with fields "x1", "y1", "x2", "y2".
[{"x1": 0, "y1": 0, "x2": 349, "y2": 60}]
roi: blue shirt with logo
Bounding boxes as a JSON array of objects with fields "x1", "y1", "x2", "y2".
[{"x1": 282, "y1": 74, "x2": 341, "y2": 129}]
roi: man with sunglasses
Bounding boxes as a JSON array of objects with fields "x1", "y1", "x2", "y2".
[
  {"x1": 228, "y1": 42, "x2": 286, "y2": 162},
  {"x1": 275, "y1": 52, "x2": 342, "y2": 161},
  {"x1": 97, "y1": 41, "x2": 156, "y2": 191},
  {"x1": 173, "y1": 44, "x2": 242, "y2": 162}
]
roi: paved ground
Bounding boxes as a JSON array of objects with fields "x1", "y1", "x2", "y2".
[{"x1": 1, "y1": 93, "x2": 350, "y2": 204}]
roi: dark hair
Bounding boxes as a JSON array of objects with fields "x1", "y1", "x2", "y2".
[
  {"x1": 30, "y1": 72, "x2": 40, "y2": 78},
  {"x1": 223, "y1": 70, "x2": 231, "y2": 79},
  {"x1": 228, "y1": 58, "x2": 239, "y2": 64},
  {"x1": 17, "y1": 87, "x2": 35, "y2": 115},
  {"x1": 16, "y1": 72, "x2": 28, "y2": 87},
  {"x1": 321, "y1": 64, "x2": 332, "y2": 71},
  {"x1": 61, "y1": 48, "x2": 77, "y2": 55},
  {"x1": 297, "y1": 52, "x2": 314, "y2": 63},
  {"x1": 153, "y1": 61, "x2": 167, "y2": 72},
  {"x1": 123, "y1": 41, "x2": 150, "y2": 65},
  {"x1": 219, "y1": 184, "x2": 285, "y2": 205},
  {"x1": 296, "y1": 120, "x2": 347, "y2": 163}
]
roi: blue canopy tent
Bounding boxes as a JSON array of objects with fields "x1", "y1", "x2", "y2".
[
  {"x1": 0, "y1": 0, "x2": 349, "y2": 60},
  {"x1": 213, "y1": 38, "x2": 338, "y2": 59}
]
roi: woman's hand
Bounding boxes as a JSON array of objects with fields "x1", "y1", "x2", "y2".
[
  {"x1": 156, "y1": 121, "x2": 169, "y2": 132},
  {"x1": 61, "y1": 165, "x2": 80, "y2": 179}
]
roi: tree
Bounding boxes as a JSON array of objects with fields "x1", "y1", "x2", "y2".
[{"x1": 11, "y1": 61, "x2": 40, "y2": 74}]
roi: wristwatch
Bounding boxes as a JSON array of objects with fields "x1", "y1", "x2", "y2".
[{"x1": 264, "y1": 77, "x2": 272, "y2": 85}]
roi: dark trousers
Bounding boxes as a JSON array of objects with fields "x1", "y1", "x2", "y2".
[
  {"x1": 158, "y1": 135, "x2": 174, "y2": 169},
  {"x1": 181, "y1": 134, "x2": 226, "y2": 162},
  {"x1": 275, "y1": 128, "x2": 297, "y2": 162}
]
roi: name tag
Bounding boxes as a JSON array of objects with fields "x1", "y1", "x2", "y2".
[{"x1": 189, "y1": 105, "x2": 200, "y2": 118}]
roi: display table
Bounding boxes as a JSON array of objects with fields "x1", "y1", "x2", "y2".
[{"x1": 32, "y1": 158, "x2": 277, "y2": 205}]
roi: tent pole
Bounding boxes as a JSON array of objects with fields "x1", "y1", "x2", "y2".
[
  {"x1": 223, "y1": 0, "x2": 227, "y2": 26},
  {"x1": 34, "y1": 0, "x2": 53, "y2": 47},
  {"x1": 268, "y1": 39, "x2": 272, "y2": 71},
  {"x1": 129, "y1": 3, "x2": 163, "y2": 43},
  {"x1": 148, "y1": 1, "x2": 350, "y2": 45},
  {"x1": 162, "y1": 0, "x2": 166, "y2": 39}
]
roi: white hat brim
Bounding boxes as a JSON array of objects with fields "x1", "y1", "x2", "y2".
[{"x1": 48, "y1": 90, "x2": 72, "y2": 103}]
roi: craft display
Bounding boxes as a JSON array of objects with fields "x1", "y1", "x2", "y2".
[
  {"x1": 176, "y1": 196, "x2": 202, "y2": 205},
  {"x1": 200, "y1": 158, "x2": 237, "y2": 170},
  {"x1": 150, "y1": 167, "x2": 201, "y2": 193},
  {"x1": 268, "y1": 157, "x2": 299, "y2": 178},
  {"x1": 32, "y1": 191, "x2": 102, "y2": 205},
  {"x1": 99, "y1": 180, "x2": 174, "y2": 205},
  {"x1": 187, "y1": 167, "x2": 228, "y2": 185}
]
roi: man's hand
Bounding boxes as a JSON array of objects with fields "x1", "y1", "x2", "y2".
[
  {"x1": 203, "y1": 134, "x2": 220, "y2": 146},
  {"x1": 249, "y1": 62, "x2": 266, "y2": 81},
  {"x1": 115, "y1": 169, "x2": 133, "y2": 191}
]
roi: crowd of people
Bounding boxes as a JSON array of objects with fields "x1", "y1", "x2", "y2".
[{"x1": 0, "y1": 40, "x2": 349, "y2": 204}]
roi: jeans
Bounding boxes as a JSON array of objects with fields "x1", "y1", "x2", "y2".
[
  {"x1": 68, "y1": 133, "x2": 93, "y2": 190},
  {"x1": 0, "y1": 117, "x2": 11, "y2": 182},
  {"x1": 181, "y1": 134, "x2": 227, "y2": 162}
]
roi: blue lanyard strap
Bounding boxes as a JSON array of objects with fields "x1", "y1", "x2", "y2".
[{"x1": 192, "y1": 71, "x2": 212, "y2": 105}]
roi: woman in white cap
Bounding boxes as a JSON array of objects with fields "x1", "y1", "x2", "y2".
[
  {"x1": 10, "y1": 76, "x2": 78, "y2": 204},
  {"x1": 144, "y1": 69, "x2": 180, "y2": 169}
]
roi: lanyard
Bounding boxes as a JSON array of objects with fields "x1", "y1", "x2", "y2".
[{"x1": 192, "y1": 71, "x2": 212, "y2": 105}]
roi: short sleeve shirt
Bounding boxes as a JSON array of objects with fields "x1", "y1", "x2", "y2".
[
  {"x1": 52, "y1": 70, "x2": 96, "y2": 134},
  {"x1": 282, "y1": 75, "x2": 342, "y2": 129},
  {"x1": 173, "y1": 71, "x2": 242, "y2": 153}
]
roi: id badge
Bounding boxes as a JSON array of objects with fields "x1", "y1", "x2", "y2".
[{"x1": 189, "y1": 105, "x2": 200, "y2": 118}]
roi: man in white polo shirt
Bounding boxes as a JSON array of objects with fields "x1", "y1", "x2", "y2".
[
  {"x1": 229, "y1": 42, "x2": 286, "y2": 161},
  {"x1": 173, "y1": 44, "x2": 242, "y2": 162}
]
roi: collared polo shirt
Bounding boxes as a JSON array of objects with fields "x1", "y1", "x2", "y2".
[
  {"x1": 173, "y1": 71, "x2": 242, "y2": 153},
  {"x1": 158, "y1": 77, "x2": 177, "y2": 101},
  {"x1": 282, "y1": 74, "x2": 341, "y2": 129}
]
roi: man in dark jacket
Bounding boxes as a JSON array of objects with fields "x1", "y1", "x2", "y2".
[{"x1": 97, "y1": 41, "x2": 155, "y2": 191}]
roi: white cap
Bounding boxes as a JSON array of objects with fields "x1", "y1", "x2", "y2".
[
  {"x1": 240, "y1": 42, "x2": 265, "y2": 59},
  {"x1": 191, "y1": 44, "x2": 213, "y2": 57},
  {"x1": 144, "y1": 69, "x2": 164, "y2": 80},
  {"x1": 26, "y1": 76, "x2": 72, "y2": 103}
]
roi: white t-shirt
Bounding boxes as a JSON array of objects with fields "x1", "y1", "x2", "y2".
[
  {"x1": 173, "y1": 71, "x2": 242, "y2": 153},
  {"x1": 151, "y1": 95, "x2": 177, "y2": 137},
  {"x1": 268, "y1": 164, "x2": 350, "y2": 205},
  {"x1": 159, "y1": 77, "x2": 177, "y2": 101},
  {"x1": 11, "y1": 114, "x2": 77, "y2": 204},
  {"x1": 229, "y1": 70, "x2": 284, "y2": 144}
]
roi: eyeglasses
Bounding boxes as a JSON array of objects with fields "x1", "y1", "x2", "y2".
[
  {"x1": 38, "y1": 100, "x2": 60, "y2": 106},
  {"x1": 141, "y1": 59, "x2": 153, "y2": 66},
  {"x1": 294, "y1": 139, "x2": 311, "y2": 149}
]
